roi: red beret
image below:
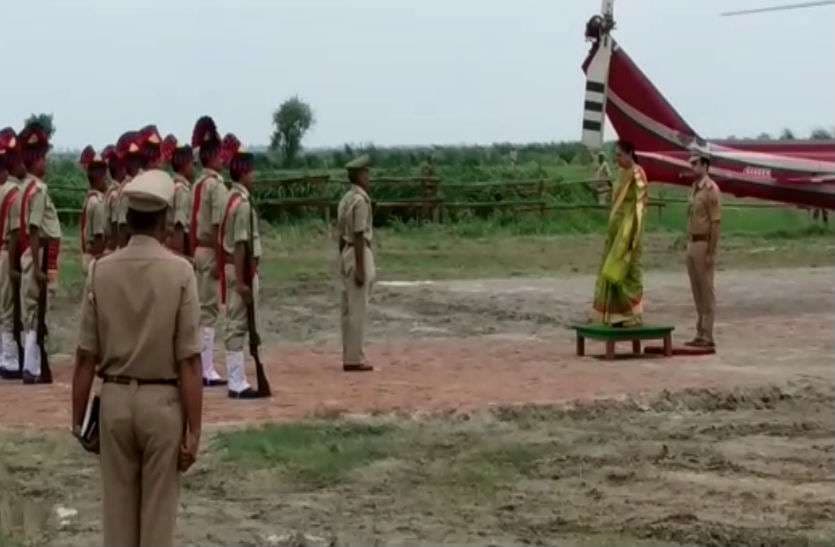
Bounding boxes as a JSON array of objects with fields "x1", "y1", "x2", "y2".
[
  {"x1": 161, "y1": 134, "x2": 178, "y2": 163},
  {"x1": 117, "y1": 131, "x2": 141, "y2": 156},
  {"x1": 19, "y1": 123, "x2": 50, "y2": 152},
  {"x1": 0, "y1": 127, "x2": 18, "y2": 155},
  {"x1": 220, "y1": 133, "x2": 241, "y2": 166},
  {"x1": 191, "y1": 116, "x2": 220, "y2": 149}
]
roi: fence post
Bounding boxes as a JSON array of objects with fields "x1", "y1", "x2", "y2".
[
  {"x1": 431, "y1": 177, "x2": 441, "y2": 223},
  {"x1": 538, "y1": 179, "x2": 546, "y2": 218}
]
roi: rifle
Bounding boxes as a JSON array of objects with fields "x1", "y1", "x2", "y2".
[
  {"x1": 37, "y1": 244, "x2": 52, "y2": 383},
  {"x1": 245, "y1": 199, "x2": 271, "y2": 398}
]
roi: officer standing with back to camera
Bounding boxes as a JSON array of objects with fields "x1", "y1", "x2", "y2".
[{"x1": 71, "y1": 169, "x2": 203, "y2": 547}]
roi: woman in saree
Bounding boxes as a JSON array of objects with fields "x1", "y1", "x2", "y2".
[{"x1": 592, "y1": 140, "x2": 649, "y2": 326}]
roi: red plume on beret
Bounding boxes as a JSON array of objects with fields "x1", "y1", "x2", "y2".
[
  {"x1": 0, "y1": 127, "x2": 18, "y2": 154},
  {"x1": 117, "y1": 131, "x2": 141, "y2": 156},
  {"x1": 19, "y1": 123, "x2": 50, "y2": 153},
  {"x1": 139, "y1": 124, "x2": 162, "y2": 146},
  {"x1": 101, "y1": 144, "x2": 118, "y2": 162},
  {"x1": 220, "y1": 133, "x2": 241, "y2": 166},
  {"x1": 161, "y1": 134, "x2": 178, "y2": 163},
  {"x1": 191, "y1": 116, "x2": 220, "y2": 148},
  {"x1": 79, "y1": 145, "x2": 96, "y2": 168}
]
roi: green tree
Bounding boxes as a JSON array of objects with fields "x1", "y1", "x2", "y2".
[
  {"x1": 756, "y1": 132, "x2": 772, "y2": 140},
  {"x1": 810, "y1": 127, "x2": 832, "y2": 140},
  {"x1": 270, "y1": 96, "x2": 314, "y2": 167},
  {"x1": 779, "y1": 128, "x2": 796, "y2": 140},
  {"x1": 23, "y1": 113, "x2": 55, "y2": 137}
]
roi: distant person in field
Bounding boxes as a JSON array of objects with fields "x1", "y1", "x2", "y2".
[
  {"x1": 78, "y1": 147, "x2": 108, "y2": 274},
  {"x1": 337, "y1": 154, "x2": 376, "y2": 371},
  {"x1": 594, "y1": 151, "x2": 613, "y2": 205},
  {"x1": 685, "y1": 151, "x2": 721, "y2": 348},
  {"x1": 592, "y1": 140, "x2": 648, "y2": 327}
]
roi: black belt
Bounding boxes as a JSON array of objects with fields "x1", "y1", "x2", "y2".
[
  {"x1": 690, "y1": 234, "x2": 709, "y2": 242},
  {"x1": 102, "y1": 375, "x2": 178, "y2": 386}
]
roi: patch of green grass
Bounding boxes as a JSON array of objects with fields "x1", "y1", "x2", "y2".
[
  {"x1": 425, "y1": 437, "x2": 551, "y2": 495},
  {"x1": 214, "y1": 422, "x2": 399, "y2": 487},
  {"x1": 0, "y1": 532, "x2": 22, "y2": 547}
]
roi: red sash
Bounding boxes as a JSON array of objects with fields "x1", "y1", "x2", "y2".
[
  {"x1": 0, "y1": 187, "x2": 19, "y2": 250},
  {"x1": 218, "y1": 193, "x2": 242, "y2": 304},
  {"x1": 18, "y1": 180, "x2": 41, "y2": 256},
  {"x1": 80, "y1": 191, "x2": 99, "y2": 255}
]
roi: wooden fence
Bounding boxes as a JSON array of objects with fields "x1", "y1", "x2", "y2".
[{"x1": 53, "y1": 175, "x2": 675, "y2": 223}]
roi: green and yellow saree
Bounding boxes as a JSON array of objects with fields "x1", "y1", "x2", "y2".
[{"x1": 592, "y1": 164, "x2": 649, "y2": 326}]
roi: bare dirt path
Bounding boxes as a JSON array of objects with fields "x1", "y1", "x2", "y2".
[{"x1": 2, "y1": 266, "x2": 832, "y2": 429}]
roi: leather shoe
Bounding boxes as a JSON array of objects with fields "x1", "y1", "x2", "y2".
[
  {"x1": 22, "y1": 371, "x2": 52, "y2": 385},
  {"x1": 684, "y1": 338, "x2": 704, "y2": 347},
  {"x1": 228, "y1": 388, "x2": 263, "y2": 400},
  {"x1": 343, "y1": 364, "x2": 374, "y2": 372},
  {"x1": 203, "y1": 378, "x2": 228, "y2": 387},
  {"x1": 0, "y1": 369, "x2": 23, "y2": 380}
]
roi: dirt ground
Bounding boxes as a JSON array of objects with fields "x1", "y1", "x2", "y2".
[{"x1": 0, "y1": 263, "x2": 833, "y2": 546}]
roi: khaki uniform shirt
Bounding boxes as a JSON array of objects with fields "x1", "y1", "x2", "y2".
[
  {"x1": 77, "y1": 235, "x2": 201, "y2": 379},
  {"x1": 170, "y1": 174, "x2": 192, "y2": 233},
  {"x1": 6, "y1": 176, "x2": 23, "y2": 239},
  {"x1": 0, "y1": 176, "x2": 23, "y2": 245},
  {"x1": 337, "y1": 185, "x2": 373, "y2": 245},
  {"x1": 103, "y1": 180, "x2": 120, "y2": 235},
  {"x1": 25, "y1": 175, "x2": 62, "y2": 240},
  {"x1": 83, "y1": 190, "x2": 107, "y2": 251},
  {"x1": 115, "y1": 175, "x2": 133, "y2": 225},
  {"x1": 193, "y1": 169, "x2": 228, "y2": 243},
  {"x1": 221, "y1": 183, "x2": 262, "y2": 258},
  {"x1": 688, "y1": 176, "x2": 722, "y2": 235}
]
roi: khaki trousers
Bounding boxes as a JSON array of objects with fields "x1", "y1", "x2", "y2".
[
  {"x1": 340, "y1": 246, "x2": 375, "y2": 365},
  {"x1": 81, "y1": 253, "x2": 94, "y2": 277},
  {"x1": 194, "y1": 247, "x2": 220, "y2": 328},
  {"x1": 0, "y1": 250, "x2": 12, "y2": 331},
  {"x1": 100, "y1": 382, "x2": 183, "y2": 547},
  {"x1": 20, "y1": 249, "x2": 38, "y2": 331},
  {"x1": 224, "y1": 264, "x2": 260, "y2": 352},
  {"x1": 686, "y1": 240, "x2": 716, "y2": 343}
]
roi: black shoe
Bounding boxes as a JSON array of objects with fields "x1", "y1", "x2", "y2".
[
  {"x1": 203, "y1": 378, "x2": 228, "y2": 387},
  {"x1": 343, "y1": 364, "x2": 374, "y2": 372},
  {"x1": 228, "y1": 388, "x2": 263, "y2": 400},
  {"x1": 0, "y1": 369, "x2": 23, "y2": 380},
  {"x1": 22, "y1": 371, "x2": 52, "y2": 385}
]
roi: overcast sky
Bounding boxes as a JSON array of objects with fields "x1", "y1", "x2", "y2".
[{"x1": 3, "y1": 0, "x2": 833, "y2": 150}]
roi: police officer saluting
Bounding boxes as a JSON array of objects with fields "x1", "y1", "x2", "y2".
[
  {"x1": 337, "y1": 155, "x2": 376, "y2": 372},
  {"x1": 71, "y1": 169, "x2": 203, "y2": 547}
]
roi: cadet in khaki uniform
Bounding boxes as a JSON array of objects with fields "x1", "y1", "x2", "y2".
[
  {"x1": 336, "y1": 155, "x2": 376, "y2": 372},
  {"x1": 78, "y1": 147, "x2": 108, "y2": 273},
  {"x1": 190, "y1": 116, "x2": 228, "y2": 386},
  {"x1": 221, "y1": 147, "x2": 264, "y2": 398},
  {"x1": 101, "y1": 145, "x2": 124, "y2": 253},
  {"x1": 167, "y1": 141, "x2": 195, "y2": 256},
  {"x1": 71, "y1": 170, "x2": 203, "y2": 547},
  {"x1": 115, "y1": 131, "x2": 143, "y2": 248},
  {"x1": 686, "y1": 152, "x2": 721, "y2": 348},
  {"x1": 16, "y1": 123, "x2": 62, "y2": 385},
  {"x1": 0, "y1": 128, "x2": 23, "y2": 379}
]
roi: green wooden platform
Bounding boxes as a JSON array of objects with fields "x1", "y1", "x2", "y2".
[{"x1": 573, "y1": 324, "x2": 674, "y2": 360}]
